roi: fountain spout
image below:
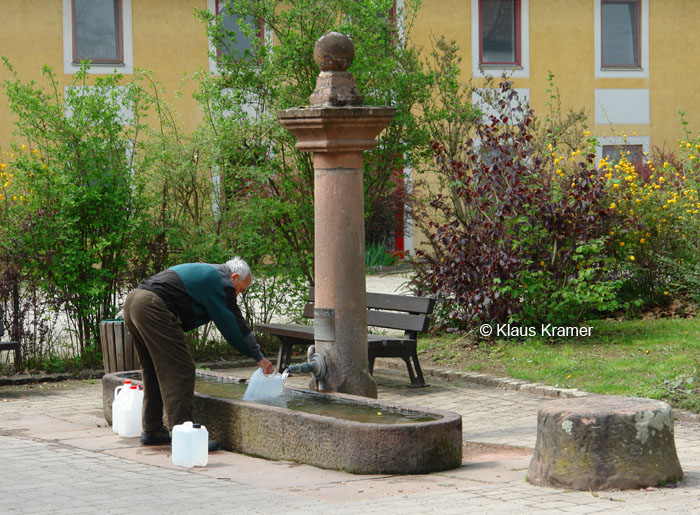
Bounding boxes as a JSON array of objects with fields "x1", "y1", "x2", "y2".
[{"x1": 287, "y1": 352, "x2": 327, "y2": 381}]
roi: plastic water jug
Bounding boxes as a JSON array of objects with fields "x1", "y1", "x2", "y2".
[
  {"x1": 118, "y1": 385, "x2": 143, "y2": 438},
  {"x1": 171, "y1": 421, "x2": 208, "y2": 468},
  {"x1": 243, "y1": 368, "x2": 286, "y2": 401},
  {"x1": 112, "y1": 380, "x2": 132, "y2": 433}
]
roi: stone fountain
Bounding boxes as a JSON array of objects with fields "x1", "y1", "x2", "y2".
[
  {"x1": 278, "y1": 31, "x2": 396, "y2": 398},
  {"x1": 102, "y1": 32, "x2": 462, "y2": 475}
]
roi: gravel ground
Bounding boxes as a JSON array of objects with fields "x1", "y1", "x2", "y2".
[{"x1": 365, "y1": 268, "x2": 414, "y2": 295}]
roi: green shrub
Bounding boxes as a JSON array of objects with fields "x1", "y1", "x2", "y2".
[
  {"x1": 416, "y1": 81, "x2": 621, "y2": 330},
  {"x1": 366, "y1": 242, "x2": 400, "y2": 269},
  {"x1": 195, "y1": 0, "x2": 432, "y2": 280},
  {"x1": 1, "y1": 61, "x2": 153, "y2": 364},
  {"x1": 603, "y1": 123, "x2": 700, "y2": 309}
]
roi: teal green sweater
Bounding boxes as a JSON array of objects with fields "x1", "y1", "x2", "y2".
[{"x1": 138, "y1": 263, "x2": 263, "y2": 361}]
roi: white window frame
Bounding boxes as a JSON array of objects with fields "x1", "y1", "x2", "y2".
[
  {"x1": 395, "y1": 0, "x2": 407, "y2": 46},
  {"x1": 62, "y1": 0, "x2": 133, "y2": 74},
  {"x1": 594, "y1": 0, "x2": 649, "y2": 78},
  {"x1": 207, "y1": 0, "x2": 272, "y2": 74},
  {"x1": 595, "y1": 88, "x2": 650, "y2": 125},
  {"x1": 64, "y1": 85, "x2": 134, "y2": 125},
  {"x1": 402, "y1": 164, "x2": 414, "y2": 256},
  {"x1": 596, "y1": 136, "x2": 650, "y2": 165},
  {"x1": 471, "y1": 0, "x2": 530, "y2": 79},
  {"x1": 472, "y1": 87, "x2": 531, "y2": 123}
]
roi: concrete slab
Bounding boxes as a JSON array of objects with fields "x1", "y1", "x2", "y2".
[
  {"x1": 58, "y1": 433, "x2": 143, "y2": 452},
  {"x1": 442, "y1": 456, "x2": 532, "y2": 484},
  {"x1": 105, "y1": 442, "x2": 388, "y2": 489},
  {"x1": 29, "y1": 427, "x2": 114, "y2": 440},
  {"x1": 279, "y1": 474, "x2": 469, "y2": 504}
]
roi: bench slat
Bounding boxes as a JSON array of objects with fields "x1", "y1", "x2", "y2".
[
  {"x1": 257, "y1": 323, "x2": 314, "y2": 340},
  {"x1": 302, "y1": 302, "x2": 429, "y2": 333},
  {"x1": 257, "y1": 323, "x2": 410, "y2": 346},
  {"x1": 100, "y1": 322, "x2": 112, "y2": 374},
  {"x1": 309, "y1": 287, "x2": 434, "y2": 314},
  {"x1": 367, "y1": 310, "x2": 428, "y2": 332},
  {"x1": 259, "y1": 289, "x2": 434, "y2": 387}
]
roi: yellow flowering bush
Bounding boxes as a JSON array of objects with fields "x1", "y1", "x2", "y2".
[{"x1": 602, "y1": 132, "x2": 700, "y2": 304}]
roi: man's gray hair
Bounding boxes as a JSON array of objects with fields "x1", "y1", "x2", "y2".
[{"x1": 225, "y1": 256, "x2": 251, "y2": 279}]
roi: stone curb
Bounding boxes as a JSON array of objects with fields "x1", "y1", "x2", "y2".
[
  {"x1": 0, "y1": 358, "x2": 278, "y2": 387},
  {"x1": 196, "y1": 359, "x2": 251, "y2": 370},
  {"x1": 377, "y1": 360, "x2": 700, "y2": 424},
  {"x1": 0, "y1": 369, "x2": 104, "y2": 386},
  {"x1": 3, "y1": 360, "x2": 700, "y2": 425},
  {"x1": 421, "y1": 363, "x2": 587, "y2": 398},
  {"x1": 367, "y1": 263, "x2": 414, "y2": 275}
]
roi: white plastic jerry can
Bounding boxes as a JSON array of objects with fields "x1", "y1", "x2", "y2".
[
  {"x1": 118, "y1": 385, "x2": 143, "y2": 438},
  {"x1": 112, "y1": 380, "x2": 132, "y2": 433},
  {"x1": 171, "y1": 421, "x2": 209, "y2": 468}
]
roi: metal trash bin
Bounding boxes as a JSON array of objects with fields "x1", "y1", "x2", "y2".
[{"x1": 99, "y1": 319, "x2": 140, "y2": 373}]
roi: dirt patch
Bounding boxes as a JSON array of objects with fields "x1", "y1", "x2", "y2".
[{"x1": 639, "y1": 298, "x2": 699, "y2": 319}]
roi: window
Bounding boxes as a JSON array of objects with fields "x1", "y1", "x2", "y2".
[
  {"x1": 72, "y1": 0, "x2": 123, "y2": 64},
  {"x1": 371, "y1": 1, "x2": 398, "y2": 41},
  {"x1": 472, "y1": 0, "x2": 529, "y2": 78},
  {"x1": 602, "y1": 144, "x2": 644, "y2": 167},
  {"x1": 345, "y1": 1, "x2": 398, "y2": 47},
  {"x1": 62, "y1": 0, "x2": 133, "y2": 74},
  {"x1": 594, "y1": 0, "x2": 647, "y2": 78},
  {"x1": 216, "y1": 0, "x2": 262, "y2": 60},
  {"x1": 597, "y1": 136, "x2": 649, "y2": 169},
  {"x1": 472, "y1": 87, "x2": 530, "y2": 123},
  {"x1": 479, "y1": 0, "x2": 520, "y2": 65},
  {"x1": 601, "y1": 0, "x2": 640, "y2": 68}
]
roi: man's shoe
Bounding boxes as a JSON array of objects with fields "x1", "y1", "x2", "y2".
[
  {"x1": 140, "y1": 428, "x2": 171, "y2": 446},
  {"x1": 208, "y1": 439, "x2": 220, "y2": 452}
]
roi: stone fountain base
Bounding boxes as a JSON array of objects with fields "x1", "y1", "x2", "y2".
[{"x1": 103, "y1": 371, "x2": 462, "y2": 475}]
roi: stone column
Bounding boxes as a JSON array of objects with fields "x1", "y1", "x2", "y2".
[{"x1": 278, "y1": 32, "x2": 395, "y2": 398}]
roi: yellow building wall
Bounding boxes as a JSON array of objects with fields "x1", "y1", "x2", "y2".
[
  {"x1": 649, "y1": 0, "x2": 700, "y2": 148},
  {"x1": 412, "y1": 0, "x2": 700, "y2": 151},
  {"x1": 0, "y1": 1, "x2": 63, "y2": 150},
  {"x1": 132, "y1": 0, "x2": 209, "y2": 132},
  {"x1": 409, "y1": 0, "x2": 700, "y2": 251},
  {"x1": 3, "y1": 1, "x2": 700, "y2": 254},
  {"x1": 0, "y1": 0, "x2": 210, "y2": 151},
  {"x1": 3, "y1": 1, "x2": 700, "y2": 154},
  {"x1": 528, "y1": 0, "x2": 596, "y2": 119}
]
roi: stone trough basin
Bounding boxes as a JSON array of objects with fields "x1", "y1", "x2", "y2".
[{"x1": 102, "y1": 370, "x2": 463, "y2": 474}]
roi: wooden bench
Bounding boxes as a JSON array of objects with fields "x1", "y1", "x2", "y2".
[
  {"x1": 255, "y1": 287, "x2": 435, "y2": 387},
  {"x1": 0, "y1": 306, "x2": 21, "y2": 371}
]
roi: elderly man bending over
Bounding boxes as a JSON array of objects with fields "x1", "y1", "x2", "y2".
[{"x1": 124, "y1": 257, "x2": 274, "y2": 448}]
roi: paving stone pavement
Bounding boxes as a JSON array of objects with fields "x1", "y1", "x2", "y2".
[{"x1": 2, "y1": 367, "x2": 700, "y2": 514}]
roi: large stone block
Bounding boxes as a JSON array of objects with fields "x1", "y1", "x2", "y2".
[{"x1": 528, "y1": 396, "x2": 683, "y2": 490}]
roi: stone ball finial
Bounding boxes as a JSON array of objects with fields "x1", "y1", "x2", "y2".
[{"x1": 314, "y1": 32, "x2": 355, "y2": 72}]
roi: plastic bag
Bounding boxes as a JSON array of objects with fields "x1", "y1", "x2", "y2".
[{"x1": 243, "y1": 368, "x2": 285, "y2": 401}]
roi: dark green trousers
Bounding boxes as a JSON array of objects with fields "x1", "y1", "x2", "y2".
[{"x1": 123, "y1": 288, "x2": 195, "y2": 433}]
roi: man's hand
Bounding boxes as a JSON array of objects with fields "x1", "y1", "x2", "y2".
[{"x1": 257, "y1": 358, "x2": 275, "y2": 375}]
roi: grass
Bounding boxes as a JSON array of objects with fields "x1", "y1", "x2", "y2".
[{"x1": 417, "y1": 317, "x2": 700, "y2": 413}]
